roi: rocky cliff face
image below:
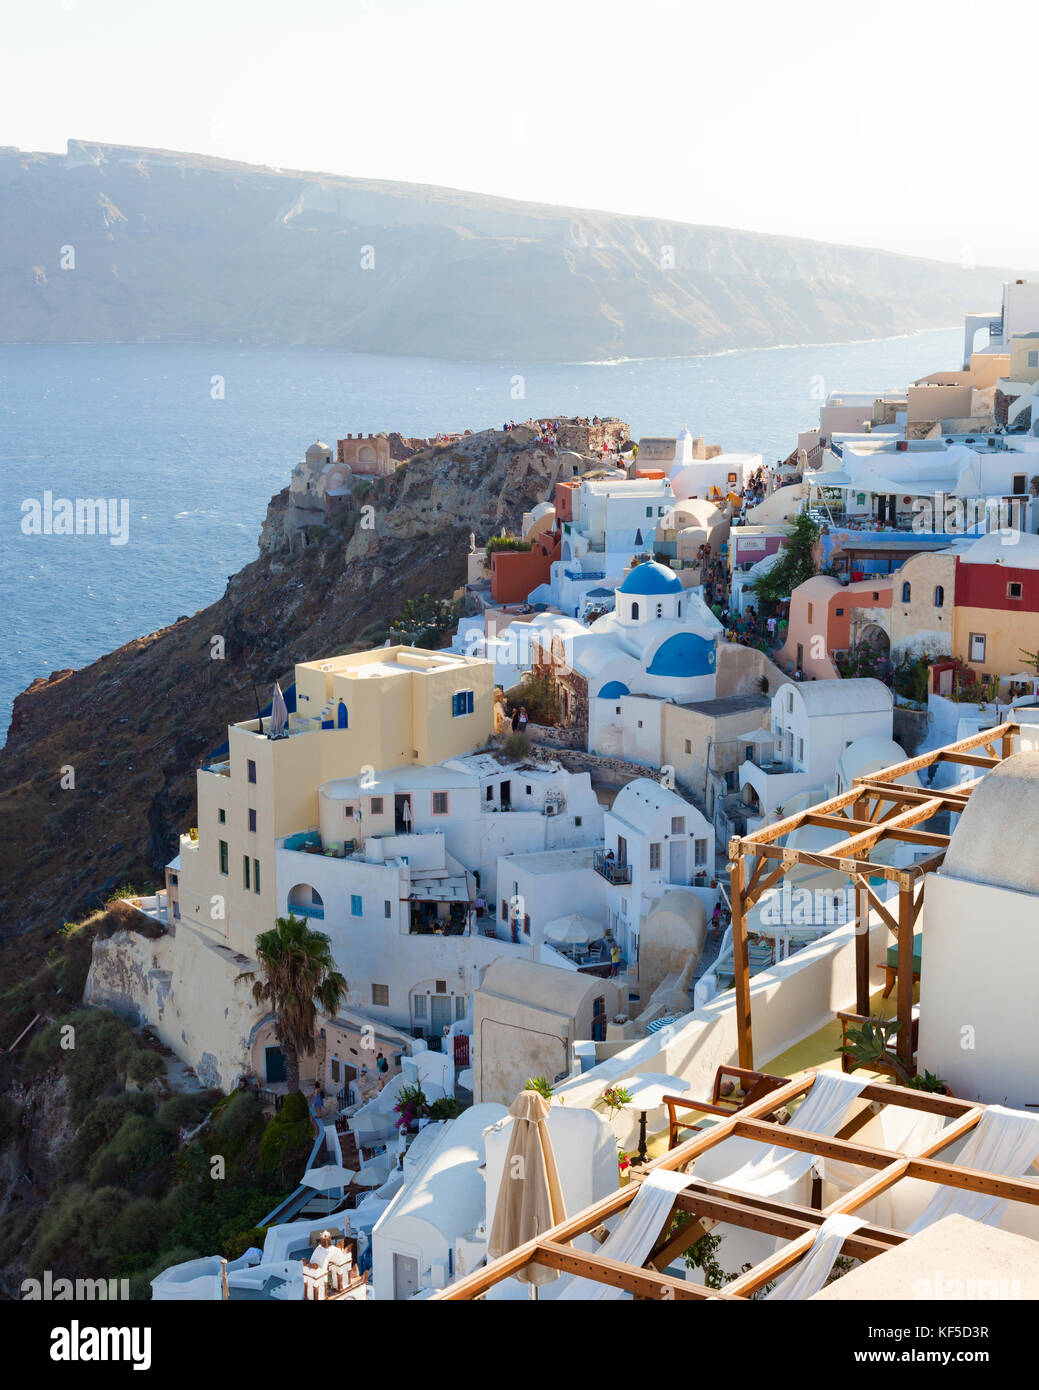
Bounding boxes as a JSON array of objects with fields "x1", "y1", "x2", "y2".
[
  {"x1": 0, "y1": 429, "x2": 563, "y2": 943},
  {"x1": 0, "y1": 140, "x2": 1025, "y2": 361}
]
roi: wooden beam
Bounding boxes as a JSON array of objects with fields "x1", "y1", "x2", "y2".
[
  {"x1": 855, "y1": 877, "x2": 870, "y2": 1014},
  {"x1": 670, "y1": 1187, "x2": 904, "y2": 1260},
  {"x1": 648, "y1": 1216, "x2": 714, "y2": 1272},
  {"x1": 905, "y1": 1159, "x2": 1039, "y2": 1206},
  {"x1": 732, "y1": 1117, "x2": 898, "y2": 1170},
  {"x1": 852, "y1": 873, "x2": 898, "y2": 938},
  {"x1": 897, "y1": 882, "x2": 915, "y2": 1069},
  {"x1": 853, "y1": 723, "x2": 1018, "y2": 785},
  {"x1": 535, "y1": 1239, "x2": 721, "y2": 1299},
  {"x1": 743, "y1": 859, "x2": 791, "y2": 911},
  {"x1": 730, "y1": 855, "x2": 754, "y2": 1070},
  {"x1": 817, "y1": 798, "x2": 945, "y2": 859},
  {"x1": 942, "y1": 751, "x2": 1002, "y2": 769}
]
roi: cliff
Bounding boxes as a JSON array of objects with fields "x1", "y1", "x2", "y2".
[
  {"x1": 0, "y1": 140, "x2": 1026, "y2": 361},
  {"x1": 0, "y1": 428, "x2": 565, "y2": 945}
]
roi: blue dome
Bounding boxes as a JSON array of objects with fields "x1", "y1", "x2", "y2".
[
  {"x1": 597, "y1": 680, "x2": 630, "y2": 699},
  {"x1": 647, "y1": 632, "x2": 716, "y2": 678},
  {"x1": 618, "y1": 561, "x2": 683, "y2": 596}
]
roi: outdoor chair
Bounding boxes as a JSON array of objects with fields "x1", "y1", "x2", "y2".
[{"x1": 664, "y1": 1065, "x2": 789, "y2": 1148}]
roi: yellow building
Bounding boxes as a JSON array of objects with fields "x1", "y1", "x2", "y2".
[{"x1": 176, "y1": 646, "x2": 495, "y2": 958}]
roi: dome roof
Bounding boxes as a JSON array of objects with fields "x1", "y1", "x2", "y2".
[
  {"x1": 306, "y1": 441, "x2": 331, "y2": 457},
  {"x1": 646, "y1": 631, "x2": 716, "y2": 678},
  {"x1": 942, "y1": 751, "x2": 1039, "y2": 895},
  {"x1": 618, "y1": 561, "x2": 683, "y2": 596}
]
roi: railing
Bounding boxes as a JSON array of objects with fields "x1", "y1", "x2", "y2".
[
  {"x1": 287, "y1": 902, "x2": 325, "y2": 920},
  {"x1": 593, "y1": 851, "x2": 632, "y2": 884}
]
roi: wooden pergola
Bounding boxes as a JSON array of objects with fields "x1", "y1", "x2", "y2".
[
  {"x1": 434, "y1": 1070, "x2": 1039, "y2": 1300},
  {"x1": 728, "y1": 721, "x2": 1022, "y2": 1073}
]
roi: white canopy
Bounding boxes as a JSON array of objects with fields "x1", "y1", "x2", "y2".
[
  {"x1": 739, "y1": 727, "x2": 775, "y2": 746},
  {"x1": 304, "y1": 1163, "x2": 356, "y2": 1190},
  {"x1": 544, "y1": 913, "x2": 603, "y2": 945}
]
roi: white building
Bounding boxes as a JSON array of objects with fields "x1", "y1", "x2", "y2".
[
  {"x1": 739, "y1": 678, "x2": 893, "y2": 824},
  {"x1": 276, "y1": 756, "x2": 604, "y2": 1041},
  {"x1": 671, "y1": 450, "x2": 762, "y2": 503}
]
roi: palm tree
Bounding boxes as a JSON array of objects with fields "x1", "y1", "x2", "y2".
[{"x1": 245, "y1": 915, "x2": 348, "y2": 1097}]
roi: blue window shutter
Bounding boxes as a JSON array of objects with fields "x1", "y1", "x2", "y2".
[
  {"x1": 351, "y1": 895, "x2": 362, "y2": 916},
  {"x1": 466, "y1": 690, "x2": 474, "y2": 714}
]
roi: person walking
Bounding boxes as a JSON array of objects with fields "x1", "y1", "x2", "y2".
[
  {"x1": 511, "y1": 706, "x2": 520, "y2": 733},
  {"x1": 610, "y1": 941, "x2": 622, "y2": 977}
]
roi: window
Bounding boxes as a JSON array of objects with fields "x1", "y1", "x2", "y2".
[
  {"x1": 372, "y1": 984, "x2": 389, "y2": 1007},
  {"x1": 523, "y1": 914, "x2": 531, "y2": 935},
  {"x1": 218, "y1": 808, "x2": 226, "y2": 824},
  {"x1": 786, "y1": 691, "x2": 793, "y2": 713},
  {"x1": 247, "y1": 759, "x2": 256, "y2": 784},
  {"x1": 413, "y1": 993, "x2": 426, "y2": 1019},
  {"x1": 1029, "y1": 352, "x2": 1039, "y2": 370},
  {"x1": 330, "y1": 1058, "x2": 340, "y2": 1085},
  {"x1": 219, "y1": 840, "x2": 228, "y2": 875},
  {"x1": 451, "y1": 690, "x2": 475, "y2": 717},
  {"x1": 807, "y1": 602, "x2": 813, "y2": 623},
  {"x1": 243, "y1": 856, "x2": 250, "y2": 890},
  {"x1": 384, "y1": 899, "x2": 392, "y2": 918},
  {"x1": 645, "y1": 506, "x2": 652, "y2": 517},
  {"x1": 835, "y1": 607, "x2": 844, "y2": 617},
  {"x1": 1008, "y1": 581, "x2": 1023, "y2": 600},
  {"x1": 684, "y1": 739, "x2": 692, "y2": 754},
  {"x1": 969, "y1": 632, "x2": 987, "y2": 663},
  {"x1": 351, "y1": 894, "x2": 363, "y2": 916},
  {"x1": 432, "y1": 791, "x2": 449, "y2": 815},
  {"x1": 575, "y1": 816, "x2": 582, "y2": 827},
  {"x1": 486, "y1": 785, "x2": 494, "y2": 802},
  {"x1": 637, "y1": 720, "x2": 643, "y2": 729},
  {"x1": 525, "y1": 785, "x2": 532, "y2": 795},
  {"x1": 694, "y1": 838, "x2": 708, "y2": 867},
  {"x1": 656, "y1": 603, "x2": 663, "y2": 618},
  {"x1": 631, "y1": 602, "x2": 639, "y2": 620},
  {"x1": 343, "y1": 805, "x2": 355, "y2": 819},
  {"x1": 455, "y1": 996, "x2": 466, "y2": 1020},
  {"x1": 671, "y1": 816, "x2": 686, "y2": 834},
  {"x1": 253, "y1": 859, "x2": 260, "y2": 894},
  {"x1": 501, "y1": 899, "x2": 508, "y2": 919},
  {"x1": 797, "y1": 737, "x2": 805, "y2": 764},
  {"x1": 435, "y1": 980, "x2": 447, "y2": 994},
  {"x1": 677, "y1": 601, "x2": 681, "y2": 617},
  {"x1": 248, "y1": 808, "x2": 257, "y2": 832},
  {"x1": 901, "y1": 582, "x2": 911, "y2": 603},
  {"x1": 370, "y1": 796, "x2": 384, "y2": 814},
  {"x1": 658, "y1": 506, "x2": 667, "y2": 516},
  {"x1": 934, "y1": 586, "x2": 944, "y2": 608},
  {"x1": 649, "y1": 843, "x2": 661, "y2": 870}
]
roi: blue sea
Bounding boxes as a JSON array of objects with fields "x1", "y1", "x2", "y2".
[{"x1": 0, "y1": 330, "x2": 960, "y2": 739}]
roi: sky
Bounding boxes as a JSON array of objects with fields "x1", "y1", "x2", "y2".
[{"x1": 3, "y1": 0, "x2": 1037, "y2": 269}]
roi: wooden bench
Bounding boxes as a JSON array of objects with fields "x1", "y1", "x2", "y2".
[{"x1": 663, "y1": 1065, "x2": 789, "y2": 1149}]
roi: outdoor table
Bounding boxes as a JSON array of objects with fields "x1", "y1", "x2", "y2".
[{"x1": 616, "y1": 1073, "x2": 691, "y2": 1164}]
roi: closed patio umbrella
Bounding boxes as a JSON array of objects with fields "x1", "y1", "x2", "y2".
[
  {"x1": 543, "y1": 913, "x2": 600, "y2": 946},
  {"x1": 488, "y1": 1090, "x2": 566, "y2": 1290},
  {"x1": 269, "y1": 680, "x2": 289, "y2": 739}
]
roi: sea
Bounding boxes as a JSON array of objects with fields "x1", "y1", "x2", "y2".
[{"x1": 0, "y1": 328, "x2": 961, "y2": 739}]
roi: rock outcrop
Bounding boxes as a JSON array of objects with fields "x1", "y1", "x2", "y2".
[{"x1": 0, "y1": 430, "x2": 565, "y2": 943}]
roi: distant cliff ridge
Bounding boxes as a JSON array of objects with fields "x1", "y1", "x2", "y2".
[{"x1": 0, "y1": 140, "x2": 1027, "y2": 362}]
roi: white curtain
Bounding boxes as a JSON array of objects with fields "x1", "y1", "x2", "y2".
[
  {"x1": 818, "y1": 1102, "x2": 945, "y2": 1230},
  {"x1": 556, "y1": 1169, "x2": 696, "y2": 1300},
  {"x1": 712, "y1": 1072, "x2": 867, "y2": 1198},
  {"x1": 765, "y1": 1214, "x2": 864, "y2": 1301},
  {"x1": 908, "y1": 1105, "x2": 1039, "y2": 1233}
]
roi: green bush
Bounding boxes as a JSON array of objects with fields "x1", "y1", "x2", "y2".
[
  {"x1": 126, "y1": 1049, "x2": 166, "y2": 1087},
  {"x1": 503, "y1": 733, "x2": 531, "y2": 759},
  {"x1": 25, "y1": 1009, "x2": 140, "y2": 1123},
  {"x1": 156, "y1": 1090, "x2": 221, "y2": 1133},
  {"x1": 279, "y1": 1090, "x2": 308, "y2": 1124},
  {"x1": 87, "y1": 1114, "x2": 173, "y2": 1188},
  {"x1": 510, "y1": 672, "x2": 560, "y2": 726},
  {"x1": 427, "y1": 1097, "x2": 465, "y2": 1122}
]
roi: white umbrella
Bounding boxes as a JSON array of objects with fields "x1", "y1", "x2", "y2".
[
  {"x1": 1003, "y1": 671, "x2": 1037, "y2": 686},
  {"x1": 304, "y1": 1163, "x2": 357, "y2": 1214},
  {"x1": 543, "y1": 913, "x2": 601, "y2": 946},
  {"x1": 351, "y1": 1166, "x2": 386, "y2": 1189},
  {"x1": 739, "y1": 727, "x2": 774, "y2": 746}
]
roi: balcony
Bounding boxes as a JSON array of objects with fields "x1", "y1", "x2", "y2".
[{"x1": 593, "y1": 851, "x2": 631, "y2": 884}]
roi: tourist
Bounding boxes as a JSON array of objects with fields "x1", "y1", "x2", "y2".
[
  {"x1": 711, "y1": 903, "x2": 721, "y2": 935},
  {"x1": 311, "y1": 1083, "x2": 324, "y2": 1119},
  {"x1": 518, "y1": 705, "x2": 529, "y2": 732},
  {"x1": 610, "y1": 941, "x2": 622, "y2": 977},
  {"x1": 511, "y1": 706, "x2": 520, "y2": 733},
  {"x1": 376, "y1": 1051, "x2": 388, "y2": 1075}
]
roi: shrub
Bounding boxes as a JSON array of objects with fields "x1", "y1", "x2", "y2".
[
  {"x1": 511, "y1": 672, "x2": 560, "y2": 726},
  {"x1": 279, "y1": 1090, "x2": 308, "y2": 1124},
  {"x1": 126, "y1": 1049, "x2": 166, "y2": 1087},
  {"x1": 503, "y1": 733, "x2": 531, "y2": 759},
  {"x1": 427, "y1": 1097, "x2": 465, "y2": 1122},
  {"x1": 157, "y1": 1090, "x2": 221, "y2": 1133},
  {"x1": 0, "y1": 1096, "x2": 22, "y2": 1153}
]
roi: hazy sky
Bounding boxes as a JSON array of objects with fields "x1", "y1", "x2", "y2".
[{"x1": 4, "y1": 0, "x2": 1037, "y2": 268}]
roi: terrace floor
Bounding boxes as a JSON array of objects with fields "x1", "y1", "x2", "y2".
[{"x1": 641, "y1": 980, "x2": 913, "y2": 1163}]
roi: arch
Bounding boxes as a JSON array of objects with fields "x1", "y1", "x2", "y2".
[
  {"x1": 358, "y1": 444, "x2": 377, "y2": 465},
  {"x1": 337, "y1": 699, "x2": 349, "y2": 729},
  {"x1": 858, "y1": 623, "x2": 890, "y2": 659},
  {"x1": 901, "y1": 581, "x2": 911, "y2": 603},
  {"x1": 631, "y1": 601, "x2": 640, "y2": 620},
  {"x1": 287, "y1": 885, "x2": 324, "y2": 920},
  {"x1": 934, "y1": 585, "x2": 944, "y2": 608}
]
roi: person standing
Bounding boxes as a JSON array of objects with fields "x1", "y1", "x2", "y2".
[
  {"x1": 518, "y1": 706, "x2": 529, "y2": 732},
  {"x1": 511, "y1": 706, "x2": 520, "y2": 733}
]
